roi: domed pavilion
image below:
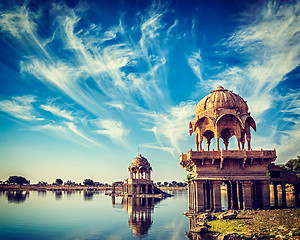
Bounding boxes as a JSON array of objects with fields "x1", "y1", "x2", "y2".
[
  {"x1": 122, "y1": 154, "x2": 154, "y2": 195},
  {"x1": 180, "y1": 86, "x2": 277, "y2": 211},
  {"x1": 191, "y1": 86, "x2": 256, "y2": 151}
]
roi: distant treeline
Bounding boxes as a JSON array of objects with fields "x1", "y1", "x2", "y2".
[
  {"x1": 0, "y1": 176, "x2": 111, "y2": 187},
  {"x1": 0, "y1": 176, "x2": 187, "y2": 188},
  {"x1": 154, "y1": 181, "x2": 187, "y2": 187}
]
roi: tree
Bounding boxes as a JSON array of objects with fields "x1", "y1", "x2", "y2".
[
  {"x1": 65, "y1": 180, "x2": 75, "y2": 185},
  {"x1": 156, "y1": 182, "x2": 162, "y2": 187},
  {"x1": 163, "y1": 181, "x2": 168, "y2": 187},
  {"x1": 37, "y1": 181, "x2": 47, "y2": 186},
  {"x1": 171, "y1": 181, "x2": 177, "y2": 187},
  {"x1": 55, "y1": 178, "x2": 63, "y2": 185},
  {"x1": 7, "y1": 176, "x2": 30, "y2": 185},
  {"x1": 284, "y1": 155, "x2": 300, "y2": 177},
  {"x1": 83, "y1": 179, "x2": 94, "y2": 186}
]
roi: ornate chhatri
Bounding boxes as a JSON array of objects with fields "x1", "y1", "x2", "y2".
[
  {"x1": 180, "y1": 86, "x2": 277, "y2": 211},
  {"x1": 122, "y1": 154, "x2": 154, "y2": 195},
  {"x1": 190, "y1": 86, "x2": 256, "y2": 151},
  {"x1": 128, "y1": 154, "x2": 152, "y2": 180}
]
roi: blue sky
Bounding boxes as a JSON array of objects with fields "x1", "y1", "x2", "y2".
[{"x1": 0, "y1": 0, "x2": 299, "y2": 184}]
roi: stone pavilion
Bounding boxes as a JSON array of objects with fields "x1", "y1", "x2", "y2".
[
  {"x1": 180, "y1": 86, "x2": 277, "y2": 211},
  {"x1": 112, "y1": 154, "x2": 154, "y2": 195}
]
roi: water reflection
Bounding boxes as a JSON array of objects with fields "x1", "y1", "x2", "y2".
[
  {"x1": 84, "y1": 190, "x2": 94, "y2": 201},
  {"x1": 37, "y1": 190, "x2": 47, "y2": 197},
  {"x1": 6, "y1": 191, "x2": 29, "y2": 204},
  {"x1": 55, "y1": 191, "x2": 62, "y2": 200},
  {"x1": 112, "y1": 196, "x2": 163, "y2": 238}
]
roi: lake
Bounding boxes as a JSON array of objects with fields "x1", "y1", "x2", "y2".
[
  {"x1": 0, "y1": 190, "x2": 189, "y2": 240},
  {"x1": 0, "y1": 188, "x2": 295, "y2": 240}
]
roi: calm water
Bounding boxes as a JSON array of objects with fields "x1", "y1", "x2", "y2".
[{"x1": 0, "y1": 190, "x2": 189, "y2": 240}]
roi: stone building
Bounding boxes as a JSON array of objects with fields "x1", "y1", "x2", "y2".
[
  {"x1": 180, "y1": 86, "x2": 277, "y2": 211},
  {"x1": 113, "y1": 154, "x2": 154, "y2": 195}
]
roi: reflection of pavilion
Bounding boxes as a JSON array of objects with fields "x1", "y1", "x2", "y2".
[{"x1": 112, "y1": 196, "x2": 162, "y2": 238}]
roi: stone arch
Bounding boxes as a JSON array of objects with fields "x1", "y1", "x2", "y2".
[
  {"x1": 220, "y1": 128, "x2": 235, "y2": 150},
  {"x1": 244, "y1": 117, "x2": 256, "y2": 150},
  {"x1": 216, "y1": 114, "x2": 243, "y2": 150},
  {"x1": 203, "y1": 130, "x2": 214, "y2": 151},
  {"x1": 194, "y1": 116, "x2": 215, "y2": 151},
  {"x1": 130, "y1": 167, "x2": 138, "y2": 179},
  {"x1": 138, "y1": 166, "x2": 148, "y2": 179}
]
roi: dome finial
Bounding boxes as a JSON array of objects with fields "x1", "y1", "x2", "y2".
[{"x1": 215, "y1": 86, "x2": 225, "y2": 91}]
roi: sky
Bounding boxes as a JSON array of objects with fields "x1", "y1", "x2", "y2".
[{"x1": 0, "y1": 0, "x2": 299, "y2": 184}]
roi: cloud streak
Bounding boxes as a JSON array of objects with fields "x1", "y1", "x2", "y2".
[
  {"x1": 187, "y1": 1, "x2": 300, "y2": 159},
  {"x1": 143, "y1": 101, "x2": 196, "y2": 155},
  {"x1": 94, "y1": 119, "x2": 129, "y2": 143},
  {"x1": 0, "y1": 95, "x2": 43, "y2": 121}
]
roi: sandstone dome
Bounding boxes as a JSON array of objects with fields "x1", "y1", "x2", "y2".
[
  {"x1": 129, "y1": 154, "x2": 152, "y2": 171},
  {"x1": 195, "y1": 86, "x2": 249, "y2": 116},
  {"x1": 189, "y1": 86, "x2": 256, "y2": 151}
]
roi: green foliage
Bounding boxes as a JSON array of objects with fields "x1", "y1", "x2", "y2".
[
  {"x1": 55, "y1": 178, "x2": 63, "y2": 185},
  {"x1": 7, "y1": 176, "x2": 30, "y2": 185},
  {"x1": 186, "y1": 163, "x2": 194, "y2": 172},
  {"x1": 186, "y1": 173, "x2": 194, "y2": 184},
  {"x1": 284, "y1": 155, "x2": 300, "y2": 177}
]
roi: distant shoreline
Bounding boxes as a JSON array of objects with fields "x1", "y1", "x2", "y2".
[{"x1": 0, "y1": 185, "x2": 188, "y2": 191}]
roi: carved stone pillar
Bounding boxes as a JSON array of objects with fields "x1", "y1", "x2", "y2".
[
  {"x1": 195, "y1": 180, "x2": 205, "y2": 212},
  {"x1": 199, "y1": 136, "x2": 203, "y2": 151},
  {"x1": 145, "y1": 185, "x2": 149, "y2": 194},
  {"x1": 213, "y1": 181, "x2": 222, "y2": 211},
  {"x1": 273, "y1": 182, "x2": 278, "y2": 208},
  {"x1": 195, "y1": 133, "x2": 199, "y2": 151},
  {"x1": 261, "y1": 180, "x2": 271, "y2": 209},
  {"x1": 238, "y1": 182, "x2": 244, "y2": 210},
  {"x1": 205, "y1": 181, "x2": 211, "y2": 210},
  {"x1": 188, "y1": 183, "x2": 191, "y2": 209},
  {"x1": 231, "y1": 181, "x2": 238, "y2": 209},
  {"x1": 210, "y1": 182, "x2": 214, "y2": 210},
  {"x1": 227, "y1": 182, "x2": 232, "y2": 209},
  {"x1": 242, "y1": 181, "x2": 253, "y2": 210},
  {"x1": 281, "y1": 183, "x2": 287, "y2": 208}
]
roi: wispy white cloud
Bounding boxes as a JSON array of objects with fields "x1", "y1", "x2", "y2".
[
  {"x1": 273, "y1": 90, "x2": 300, "y2": 162},
  {"x1": 0, "y1": 95, "x2": 43, "y2": 121},
  {"x1": 0, "y1": 5, "x2": 36, "y2": 39},
  {"x1": 187, "y1": 50, "x2": 203, "y2": 82},
  {"x1": 187, "y1": 1, "x2": 300, "y2": 160},
  {"x1": 65, "y1": 121, "x2": 102, "y2": 147},
  {"x1": 0, "y1": 5, "x2": 51, "y2": 60},
  {"x1": 35, "y1": 123, "x2": 68, "y2": 134},
  {"x1": 94, "y1": 119, "x2": 129, "y2": 143},
  {"x1": 143, "y1": 101, "x2": 196, "y2": 155},
  {"x1": 105, "y1": 102, "x2": 125, "y2": 110},
  {"x1": 10, "y1": 1, "x2": 172, "y2": 119},
  {"x1": 166, "y1": 19, "x2": 179, "y2": 36},
  {"x1": 139, "y1": 142, "x2": 175, "y2": 155},
  {"x1": 40, "y1": 104, "x2": 75, "y2": 121}
]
